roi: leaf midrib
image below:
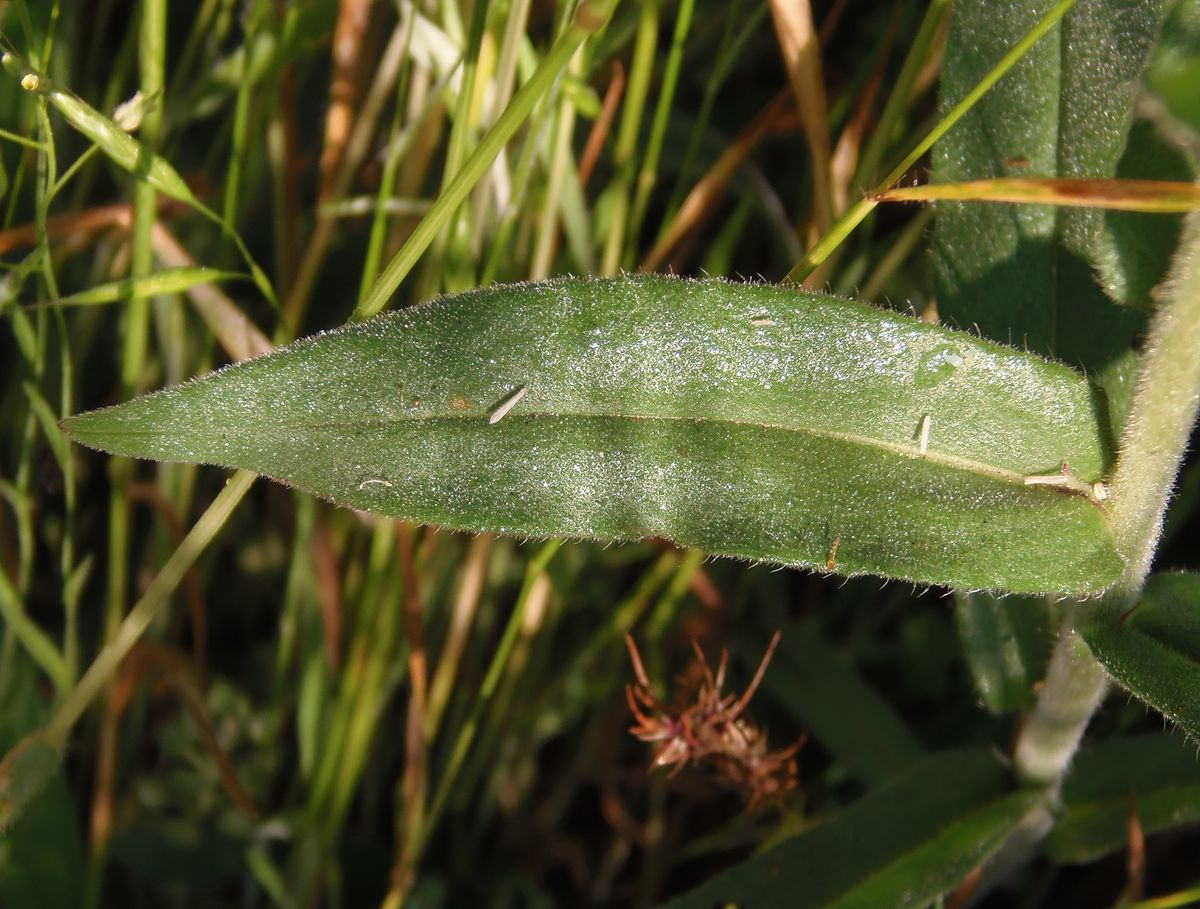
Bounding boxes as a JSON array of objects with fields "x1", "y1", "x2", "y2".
[{"x1": 75, "y1": 407, "x2": 1109, "y2": 503}]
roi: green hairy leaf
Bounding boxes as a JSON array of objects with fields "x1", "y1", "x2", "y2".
[
  {"x1": 661, "y1": 749, "x2": 1041, "y2": 909},
  {"x1": 64, "y1": 275, "x2": 1120, "y2": 595},
  {"x1": 933, "y1": 0, "x2": 1171, "y2": 437},
  {"x1": 933, "y1": 0, "x2": 1170, "y2": 345},
  {"x1": 1045, "y1": 732, "x2": 1200, "y2": 863},
  {"x1": 1082, "y1": 572, "x2": 1200, "y2": 739}
]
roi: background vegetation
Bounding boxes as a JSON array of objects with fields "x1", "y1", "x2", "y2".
[{"x1": 2, "y1": 0, "x2": 1199, "y2": 906}]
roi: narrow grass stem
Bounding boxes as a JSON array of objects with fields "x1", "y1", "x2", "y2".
[
  {"x1": 87, "y1": 9, "x2": 166, "y2": 897},
  {"x1": 307, "y1": 522, "x2": 397, "y2": 828},
  {"x1": 42, "y1": 470, "x2": 256, "y2": 750},
  {"x1": 358, "y1": 10, "x2": 417, "y2": 303},
  {"x1": 599, "y1": 0, "x2": 658, "y2": 276},
  {"x1": 415, "y1": 0, "x2": 490, "y2": 301},
  {"x1": 418, "y1": 543, "x2": 560, "y2": 857},
  {"x1": 284, "y1": 13, "x2": 413, "y2": 334},
  {"x1": 627, "y1": 0, "x2": 695, "y2": 256},
  {"x1": 853, "y1": 0, "x2": 950, "y2": 190},
  {"x1": 423, "y1": 534, "x2": 493, "y2": 741},
  {"x1": 220, "y1": 5, "x2": 255, "y2": 234},
  {"x1": 0, "y1": 125, "x2": 45, "y2": 149},
  {"x1": 530, "y1": 53, "x2": 580, "y2": 280},
  {"x1": 29, "y1": 99, "x2": 79, "y2": 690}
]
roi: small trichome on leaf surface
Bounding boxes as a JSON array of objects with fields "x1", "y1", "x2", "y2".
[{"x1": 624, "y1": 631, "x2": 805, "y2": 809}]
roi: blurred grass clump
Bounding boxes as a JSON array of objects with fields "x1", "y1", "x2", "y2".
[{"x1": 2, "y1": 1, "x2": 1200, "y2": 907}]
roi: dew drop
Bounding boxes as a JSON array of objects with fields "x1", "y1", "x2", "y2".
[{"x1": 915, "y1": 344, "x2": 964, "y2": 388}]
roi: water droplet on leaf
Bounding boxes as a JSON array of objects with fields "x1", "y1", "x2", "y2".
[{"x1": 915, "y1": 344, "x2": 964, "y2": 388}]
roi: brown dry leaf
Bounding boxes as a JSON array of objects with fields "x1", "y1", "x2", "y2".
[{"x1": 770, "y1": 0, "x2": 832, "y2": 234}]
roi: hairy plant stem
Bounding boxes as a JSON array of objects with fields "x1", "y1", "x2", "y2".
[
  {"x1": 1014, "y1": 211, "x2": 1200, "y2": 789},
  {"x1": 1012, "y1": 607, "x2": 1110, "y2": 789}
]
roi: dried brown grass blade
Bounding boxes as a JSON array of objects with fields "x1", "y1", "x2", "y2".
[{"x1": 770, "y1": 0, "x2": 832, "y2": 233}]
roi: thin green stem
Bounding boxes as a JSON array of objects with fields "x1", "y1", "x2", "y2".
[
  {"x1": 644, "y1": 547, "x2": 704, "y2": 643},
  {"x1": 221, "y1": 5, "x2": 255, "y2": 234},
  {"x1": 307, "y1": 522, "x2": 396, "y2": 828},
  {"x1": 422, "y1": 534, "x2": 492, "y2": 743},
  {"x1": 42, "y1": 471, "x2": 256, "y2": 750},
  {"x1": 486, "y1": 0, "x2": 533, "y2": 131},
  {"x1": 282, "y1": 13, "x2": 418, "y2": 334},
  {"x1": 477, "y1": 88, "x2": 555, "y2": 285},
  {"x1": 0, "y1": 125, "x2": 45, "y2": 149},
  {"x1": 358, "y1": 11, "x2": 416, "y2": 303},
  {"x1": 529, "y1": 50, "x2": 581, "y2": 280},
  {"x1": 30, "y1": 98, "x2": 80, "y2": 689},
  {"x1": 532, "y1": 550, "x2": 679, "y2": 722},
  {"x1": 599, "y1": 0, "x2": 658, "y2": 276},
  {"x1": 416, "y1": 0, "x2": 490, "y2": 300},
  {"x1": 49, "y1": 144, "x2": 101, "y2": 201},
  {"x1": 421, "y1": 541, "x2": 560, "y2": 848},
  {"x1": 120, "y1": 0, "x2": 164, "y2": 397},
  {"x1": 853, "y1": 0, "x2": 950, "y2": 190},
  {"x1": 1126, "y1": 883, "x2": 1200, "y2": 909},
  {"x1": 323, "y1": 557, "x2": 404, "y2": 839},
  {"x1": 660, "y1": 0, "x2": 763, "y2": 228},
  {"x1": 89, "y1": 8, "x2": 165, "y2": 896},
  {"x1": 626, "y1": 0, "x2": 694, "y2": 258}
]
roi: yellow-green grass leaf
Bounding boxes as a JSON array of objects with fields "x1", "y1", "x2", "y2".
[
  {"x1": 878, "y1": 178, "x2": 1200, "y2": 213},
  {"x1": 26, "y1": 267, "x2": 245, "y2": 310},
  {"x1": 64, "y1": 276, "x2": 1121, "y2": 595}
]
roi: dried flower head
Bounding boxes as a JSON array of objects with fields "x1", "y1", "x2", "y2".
[{"x1": 624, "y1": 630, "x2": 804, "y2": 808}]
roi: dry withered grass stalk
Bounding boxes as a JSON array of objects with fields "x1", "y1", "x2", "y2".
[{"x1": 624, "y1": 630, "x2": 805, "y2": 809}]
